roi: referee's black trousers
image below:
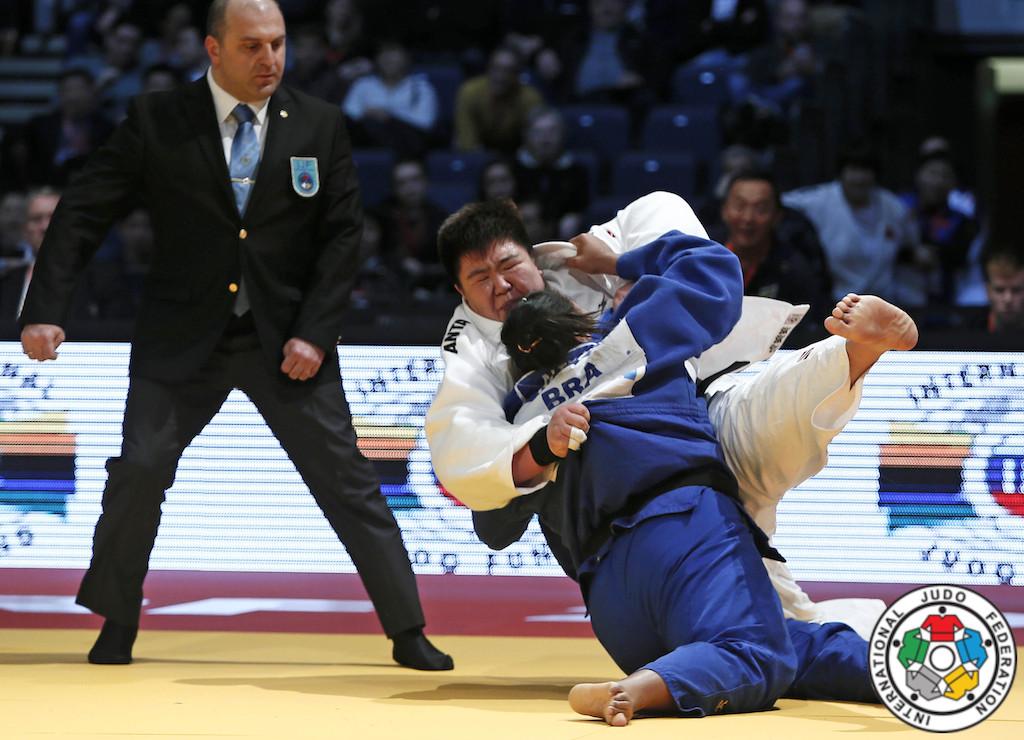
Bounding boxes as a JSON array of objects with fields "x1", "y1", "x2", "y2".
[{"x1": 76, "y1": 320, "x2": 426, "y2": 637}]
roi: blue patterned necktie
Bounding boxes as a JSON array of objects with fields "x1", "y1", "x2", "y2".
[
  {"x1": 229, "y1": 103, "x2": 256, "y2": 315},
  {"x1": 229, "y1": 103, "x2": 258, "y2": 214}
]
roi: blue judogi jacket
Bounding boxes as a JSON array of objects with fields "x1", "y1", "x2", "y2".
[{"x1": 504, "y1": 232, "x2": 753, "y2": 574}]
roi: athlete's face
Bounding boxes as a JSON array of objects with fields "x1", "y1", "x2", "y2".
[
  {"x1": 206, "y1": 0, "x2": 286, "y2": 103},
  {"x1": 456, "y1": 240, "x2": 545, "y2": 322}
]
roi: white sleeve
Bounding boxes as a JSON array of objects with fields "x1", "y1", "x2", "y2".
[
  {"x1": 693, "y1": 296, "x2": 808, "y2": 381},
  {"x1": 606, "y1": 190, "x2": 709, "y2": 249},
  {"x1": 425, "y1": 327, "x2": 553, "y2": 511},
  {"x1": 571, "y1": 191, "x2": 710, "y2": 300}
]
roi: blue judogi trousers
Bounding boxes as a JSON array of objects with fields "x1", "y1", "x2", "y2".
[{"x1": 584, "y1": 488, "x2": 877, "y2": 717}]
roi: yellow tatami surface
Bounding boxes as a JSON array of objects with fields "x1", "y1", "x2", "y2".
[{"x1": 1, "y1": 629, "x2": 1020, "y2": 739}]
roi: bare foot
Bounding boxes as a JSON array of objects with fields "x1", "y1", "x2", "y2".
[
  {"x1": 824, "y1": 293, "x2": 918, "y2": 350},
  {"x1": 824, "y1": 294, "x2": 918, "y2": 386},
  {"x1": 569, "y1": 669, "x2": 673, "y2": 726},
  {"x1": 569, "y1": 682, "x2": 633, "y2": 726}
]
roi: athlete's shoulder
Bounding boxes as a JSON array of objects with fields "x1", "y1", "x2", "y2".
[{"x1": 440, "y1": 304, "x2": 485, "y2": 356}]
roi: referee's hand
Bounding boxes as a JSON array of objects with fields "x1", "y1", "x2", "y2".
[
  {"x1": 21, "y1": 323, "x2": 65, "y2": 361},
  {"x1": 281, "y1": 337, "x2": 324, "y2": 380}
]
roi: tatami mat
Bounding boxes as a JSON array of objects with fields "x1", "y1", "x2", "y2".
[{"x1": 2, "y1": 628, "x2": 1020, "y2": 739}]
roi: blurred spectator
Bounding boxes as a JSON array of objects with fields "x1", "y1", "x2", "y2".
[
  {"x1": 502, "y1": 0, "x2": 587, "y2": 42},
  {"x1": 671, "y1": 0, "x2": 773, "y2": 148},
  {"x1": 637, "y1": 0, "x2": 696, "y2": 68},
  {"x1": 549, "y1": 0, "x2": 666, "y2": 116},
  {"x1": 23, "y1": 188, "x2": 60, "y2": 258},
  {"x1": 138, "y1": 2, "x2": 195, "y2": 69},
  {"x1": 323, "y1": 0, "x2": 363, "y2": 55},
  {"x1": 699, "y1": 142, "x2": 764, "y2": 226},
  {"x1": 499, "y1": 0, "x2": 586, "y2": 94},
  {"x1": 675, "y1": 0, "x2": 772, "y2": 69},
  {"x1": 116, "y1": 206, "x2": 154, "y2": 281},
  {"x1": 63, "y1": 1, "x2": 205, "y2": 40},
  {"x1": 918, "y1": 134, "x2": 988, "y2": 306},
  {"x1": 283, "y1": 24, "x2": 351, "y2": 105},
  {"x1": 75, "y1": 206, "x2": 153, "y2": 320},
  {"x1": 350, "y1": 212, "x2": 400, "y2": 308},
  {"x1": 0, "y1": 187, "x2": 60, "y2": 320},
  {"x1": 171, "y1": 24, "x2": 209, "y2": 82},
  {"x1": 344, "y1": 0, "x2": 421, "y2": 61},
  {"x1": 918, "y1": 135, "x2": 979, "y2": 222},
  {"x1": 979, "y1": 246, "x2": 1024, "y2": 334},
  {"x1": 64, "y1": 1, "x2": 134, "y2": 58},
  {"x1": 141, "y1": 63, "x2": 183, "y2": 94},
  {"x1": 899, "y1": 150, "x2": 980, "y2": 305},
  {"x1": 737, "y1": 0, "x2": 823, "y2": 118},
  {"x1": 0, "y1": 2, "x2": 22, "y2": 55},
  {"x1": 699, "y1": 140, "x2": 829, "y2": 287},
  {"x1": 5, "y1": 69, "x2": 116, "y2": 189},
  {"x1": 3, "y1": 0, "x2": 66, "y2": 40},
  {"x1": 0, "y1": 191, "x2": 28, "y2": 261},
  {"x1": 343, "y1": 38, "x2": 439, "y2": 157},
  {"x1": 512, "y1": 106, "x2": 590, "y2": 240},
  {"x1": 403, "y1": 1, "x2": 504, "y2": 74},
  {"x1": 782, "y1": 140, "x2": 921, "y2": 304},
  {"x1": 518, "y1": 198, "x2": 558, "y2": 244},
  {"x1": 708, "y1": 170, "x2": 831, "y2": 339},
  {"x1": 128, "y1": 1, "x2": 211, "y2": 35},
  {"x1": 65, "y1": 18, "x2": 146, "y2": 121},
  {"x1": 372, "y1": 158, "x2": 451, "y2": 297},
  {"x1": 454, "y1": 44, "x2": 544, "y2": 154},
  {"x1": 478, "y1": 158, "x2": 519, "y2": 202},
  {"x1": 712, "y1": 0, "x2": 808, "y2": 150},
  {"x1": 353, "y1": 1, "x2": 501, "y2": 75},
  {"x1": 322, "y1": 0, "x2": 374, "y2": 83}
]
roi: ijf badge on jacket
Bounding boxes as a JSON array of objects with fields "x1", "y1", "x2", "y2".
[{"x1": 290, "y1": 157, "x2": 319, "y2": 197}]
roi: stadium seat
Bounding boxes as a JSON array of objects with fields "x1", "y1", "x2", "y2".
[
  {"x1": 428, "y1": 182, "x2": 477, "y2": 216},
  {"x1": 640, "y1": 104, "x2": 722, "y2": 167},
  {"x1": 561, "y1": 104, "x2": 631, "y2": 165},
  {"x1": 582, "y1": 196, "x2": 623, "y2": 229},
  {"x1": 411, "y1": 62, "x2": 464, "y2": 144},
  {"x1": 426, "y1": 149, "x2": 493, "y2": 188},
  {"x1": 351, "y1": 148, "x2": 395, "y2": 209},
  {"x1": 670, "y1": 65, "x2": 732, "y2": 106},
  {"x1": 569, "y1": 149, "x2": 602, "y2": 199},
  {"x1": 610, "y1": 151, "x2": 698, "y2": 203}
]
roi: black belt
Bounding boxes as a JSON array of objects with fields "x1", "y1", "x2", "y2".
[{"x1": 578, "y1": 465, "x2": 783, "y2": 566}]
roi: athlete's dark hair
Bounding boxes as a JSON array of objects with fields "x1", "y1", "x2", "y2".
[{"x1": 501, "y1": 290, "x2": 599, "y2": 377}]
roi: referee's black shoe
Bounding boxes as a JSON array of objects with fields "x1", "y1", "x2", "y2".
[
  {"x1": 392, "y1": 628, "x2": 454, "y2": 671},
  {"x1": 87, "y1": 619, "x2": 138, "y2": 664}
]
